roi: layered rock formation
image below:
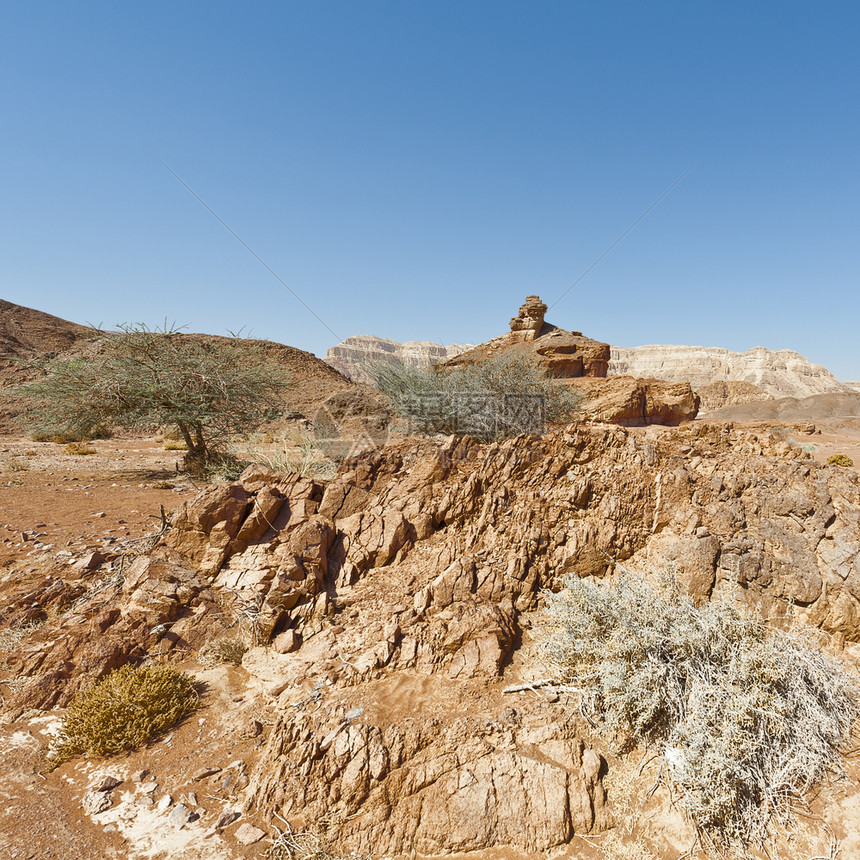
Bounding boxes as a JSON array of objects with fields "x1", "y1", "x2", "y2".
[
  {"x1": 610, "y1": 344, "x2": 852, "y2": 400},
  {"x1": 6, "y1": 420, "x2": 860, "y2": 855},
  {"x1": 444, "y1": 295, "x2": 611, "y2": 378},
  {"x1": 325, "y1": 335, "x2": 472, "y2": 384},
  {"x1": 441, "y1": 296, "x2": 699, "y2": 426}
]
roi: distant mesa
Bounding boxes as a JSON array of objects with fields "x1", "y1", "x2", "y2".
[
  {"x1": 325, "y1": 334, "x2": 473, "y2": 385},
  {"x1": 330, "y1": 296, "x2": 858, "y2": 424},
  {"x1": 610, "y1": 343, "x2": 853, "y2": 403}
]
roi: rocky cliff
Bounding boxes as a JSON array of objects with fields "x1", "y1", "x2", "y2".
[
  {"x1": 326, "y1": 335, "x2": 472, "y2": 384},
  {"x1": 610, "y1": 344, "x2": 852, "y2": 400}
]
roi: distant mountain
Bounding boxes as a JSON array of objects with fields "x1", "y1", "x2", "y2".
[
  {"x1": 609, "y1": 344, "x2": 852, "y2": 401},
  {"x1": 325, "y1": 334, "x2": 473, "y2": 384}
]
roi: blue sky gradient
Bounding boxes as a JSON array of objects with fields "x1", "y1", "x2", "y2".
[{"x1": 2, "y1": 2, "x2": 858, "y2": 377}]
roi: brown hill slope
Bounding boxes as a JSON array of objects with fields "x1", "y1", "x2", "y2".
[
  {"x1": 709, "y1": 392, "x2": 860, "y2": 422},
  {"x1": 0, "y1": 299, "x2": 93, "y2": 358}
]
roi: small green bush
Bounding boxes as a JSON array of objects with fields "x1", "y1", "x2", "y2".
[
  {"x1": 538, "y1": 572, "x2": 860, "y2": 851},
  {"x1": 828, "y1": 453, "x2": 854, "y2": 467},
  {"x1": 48, "y1": 663, "x2": 198, "y2": 769}
]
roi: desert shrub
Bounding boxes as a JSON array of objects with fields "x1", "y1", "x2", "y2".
[
  {"x1": 368, "y1": 354, "x2": 580, "y2": 441},
  {"x1": 30, "y1": 425, "x2": 111, "y2": 443},
  {"x1": 64, "y1": 442, "x2": 97, "y2": 455},
  {"x1": 242, "y1": 431, "x2": 339, "y2": 481},
  {"x1": 199, "y1": 637, "x2": 247, "y2": 667},
  {"x1": 48, "y1": 663, "x2": 198, "y2": 769},
  {"x1": 538, "y1": 572, "x2": 860, "y2": 851},
  {"x1": 828, "y1": 453, "x2": 854, "y2": 467}
]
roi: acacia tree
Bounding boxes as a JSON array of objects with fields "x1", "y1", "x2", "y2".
[{"x1": 21, "y1": 324, "x2": 290, "y2": 462}]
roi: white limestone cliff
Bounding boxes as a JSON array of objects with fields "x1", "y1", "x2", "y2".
[
  {"x1": 609, "y1": 345, "x2": 853, "y2": 400},
  {"x1": 326, "y1": 335, "x2": 472, "y2": 383}
]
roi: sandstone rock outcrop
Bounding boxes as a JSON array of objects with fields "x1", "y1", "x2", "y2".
[
  {"x1": 325, "y1": 335, "x2": 473, "y2": 384},
  {"x1": 444, "y1": 295, "x2": 611, "y2": 378},
  {"x1": 5, "y1": 420, "x2": 860, "y2": 855},
  {"x1": 566, "y1": 376, "x2": 701, "y2": 427},
  {"x1": 610, "y1": 344, "x2": 853, "y2": 400},
  {"x1": 440, "y1": 297, "x2": 698, "y2": 425}
]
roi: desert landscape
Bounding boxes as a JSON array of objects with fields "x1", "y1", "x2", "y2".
[{"x1": 2, "y1": 297, "x2": 860, "y2": 860}]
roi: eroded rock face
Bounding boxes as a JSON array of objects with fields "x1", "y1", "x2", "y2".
[
  {"x1": 697, "y1": 379, "x2": 774, "y2": 412},
  {"x1": 440, "y1": 297, "x2": 698, "y2": 425},
  {"x1": 566, "y1": 376, "x2": 700, "y2": 426},
  {"x1": 248, "y1": 705, "x2": 608, "y2": 856}
]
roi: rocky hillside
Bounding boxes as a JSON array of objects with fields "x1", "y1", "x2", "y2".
[
  {"x1": 325, "y1": 334, "x2": 472, "y2": 383},
  {"x1": 3, "y1": 419, "x2": 860, "y2": 857},
  {"x1": 610, "y1": 344, "x2": 852, "y2": 400}
]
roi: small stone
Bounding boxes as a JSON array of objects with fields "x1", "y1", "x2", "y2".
[
  {"x1": 240, "y1": 719, "x2": 263, "y2": 739},
  {"x1": 234, "y1": 823, "x2": 266, "y2": 845},
  {"x1": 140, "y1": 781, "x2": 158, "y2": 794},
  {"x1": 92, "y1": 512, "x2": 106, "y2": 518},
  {"x1": 131, "y1": 769, "x2": 148, "y2": 783},
  {"x1": 272, "y1": 629, "x2": 300, "y2": 654},
  {"x1": 344, "y1": 707, "x2": 364, "y2": 721},
  {"x1": 181, "y1": 791, "x2": 198, "y2": 807},
  {"x1": 168, "y1": 803, "x2": 190, "y2": 829},
  {"x1": 156, "y1": 794, "x2": 173, "y2": 812},
  {"x1": 92, "y1": 774, "x2": 121, "y2": 792},
  {"x1": 82, "y1": 790, "x2": 112, "y2": 815},
  {"x1": 191, "y1": 765, "x2": 221, "y2": 781},
  {"x1": 215, "y1": 809, "x2": 240, "y2": 830},
  {"x1": 74, "y1": 550, "x2": 105, "y2": 571}
]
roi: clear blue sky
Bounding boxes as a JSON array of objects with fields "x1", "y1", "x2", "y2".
[{"x1": 2, "y1": 2, "x2": 858, "y2": 377}]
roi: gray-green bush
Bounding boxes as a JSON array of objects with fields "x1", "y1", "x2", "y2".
[
  {"x1": 538, "y1": 571, "x2": 860, "y2": 851},
  {"x1": 367, "y1": 354, "x2": 580, "y2": 441}
]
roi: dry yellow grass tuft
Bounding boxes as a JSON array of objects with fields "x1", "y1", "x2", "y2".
[
  {"x1": 64, "y1": 441, "x2": 97, "y2": 455},
  {"x1": 199, "y1": 637, "x2": 247, "y2": 667}
]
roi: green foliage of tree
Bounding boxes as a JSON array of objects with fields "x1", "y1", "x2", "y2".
[{"x1": 20, "y1": 324, "x2": 290, "y2": 462}]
